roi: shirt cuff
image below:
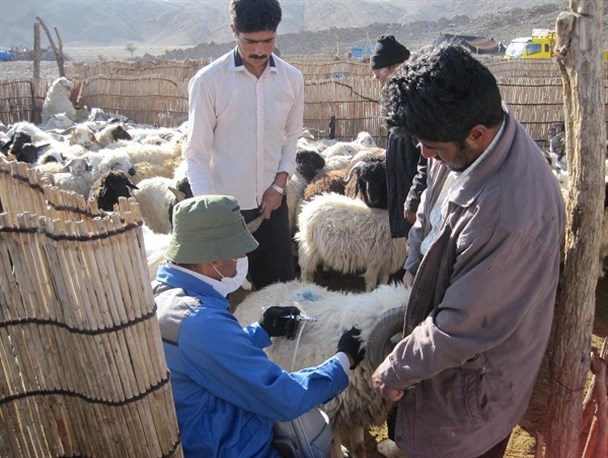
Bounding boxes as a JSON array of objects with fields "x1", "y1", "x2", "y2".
[{"x1": 334, "y1": 352, "x2": 351, "y2": 375}]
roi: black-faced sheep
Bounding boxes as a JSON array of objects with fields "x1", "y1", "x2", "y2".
[
  {"x1": 233, "y1": 280, "x2": 410, "y2": 458},
  {"x1": 88, "y1": 170, "x2": 139, "y2": 212},
  {"x1": 344, "y1": 158, "x2": 388, "y2": 209},
  {"x1": 295, "y1": 193, "x2": 407, "y2": 292},
  {"x1": 286, "y1": 149, "x2": 326, "y2": 235}
]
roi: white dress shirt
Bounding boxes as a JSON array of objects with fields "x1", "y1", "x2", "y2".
[{"x1": 184, "y1": 49, "x2": 304, "y2": 210}]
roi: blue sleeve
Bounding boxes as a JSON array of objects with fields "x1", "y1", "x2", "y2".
[
  {"x1": 242, "y1": 321, "x2": 272, "y2": 349},
  {"x1": 179, "y1": 307, "x2": 349, "y2": 422}
]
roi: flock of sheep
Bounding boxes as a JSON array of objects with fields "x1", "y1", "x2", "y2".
[
  {"x1": 0, "y1": 77, "x2": 412, "y2": 457},
  {"x1": 3, "y1": 77, "x2": 607, "y2": 458}
]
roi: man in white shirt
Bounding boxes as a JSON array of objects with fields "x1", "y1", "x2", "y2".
[{"x1": 184, "y1": 0, "x2": 303, "y2": 289}]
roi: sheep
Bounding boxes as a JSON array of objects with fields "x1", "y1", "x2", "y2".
[
  {"x1": 41, "y1": 77, "x2": 76, "y2": 124},
  {"x1": 286, "y1": 149, "x2": 326, "y2": 234},
  {"x1": 88, "y1": 170, "x2": 139, "y2": 212},
  {"x1": 131, "y1": 176, "x2": 186, "y2": 234},
  {"x1": 344, "y1": 158, "x2": 388, "y2": 209},
  {"x1": 353, "y1": 131, "x2": 377, "y2": 149},
  {"x1": 302, "y1": 169, "x2": 347, "y2": 202},
  {"x1": 50, "y1": 151, "x2": 135, "y2": 198},
  {"x1": 233, "y1": 280, "x2": 410, "y2": 458},
  {"x1": 302, "y1": 157, "x2": 388, "y2": 210},
  {"x1": 95, "y1": 123, "x2": 132, "y2": 147},
  {"x1": 118, "y1": 139, "x2": 185, "y2": 184},
  {"x1": 295, "y1": 193, "x2": 407, "y2": 292}
]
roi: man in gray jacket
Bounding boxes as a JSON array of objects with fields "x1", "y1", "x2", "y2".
[{"x1": 372, "y1": 44, "x2": 565, "y2": 457}]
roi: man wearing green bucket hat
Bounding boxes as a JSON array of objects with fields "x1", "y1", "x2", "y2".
[{"x1": 153, "y1": 195, "x2": 364, "y2": 457}]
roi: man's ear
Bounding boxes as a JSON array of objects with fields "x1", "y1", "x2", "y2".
[
  {"x1": 467, "y1": 124, "x2": 490, "y2": 149},
  {"x1": 230, "y1": 24, "x2": 238, "y2": 39}
]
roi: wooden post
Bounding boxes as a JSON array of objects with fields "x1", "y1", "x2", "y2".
[
  {"x1": 35, "y1": 16, "x2": 65, "y2": 77},
  {"x1": 545, "y1": 0, "x2": 606, "y2": 457},
  {"x1": 32, "y1": 21, "x2": 42, "y2": 124}
]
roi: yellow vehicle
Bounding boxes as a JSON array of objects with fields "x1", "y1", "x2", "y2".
[{"x1": 504, "y1": 29, "x2": 556, "y2": 60}]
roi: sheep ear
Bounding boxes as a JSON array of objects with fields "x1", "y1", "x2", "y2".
[{"x1": 127, "y1": 182, "x2": 139, "y2": 190}]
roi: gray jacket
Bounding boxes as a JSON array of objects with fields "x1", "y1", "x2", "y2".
[{"x1": 377, "y1": 111, "x2": 565, "y2": 457}]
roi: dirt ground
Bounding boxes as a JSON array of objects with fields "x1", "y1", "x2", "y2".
[{"x1": 251, "y1": 268, "x2": 608, "y2": 458}]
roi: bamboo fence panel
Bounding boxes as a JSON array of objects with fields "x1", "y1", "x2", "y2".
[
  {"x1": 80, "y1": 75, "x2": 189, "y2": 127},
  {"x1": 1, "y1": 59, "x2": 607, "y2": 147},
  {"x1": 497, "y1": 76, "x2": 608, "y2": 142},
  {"x1": 0, "y1": 80, "x2": 37, "y2": 125},
  {"x1": 67, "y1": 59, "x2": 210, "y2": 83},
  {"x1": 0, "y1": 160, "x2": 183, "y2": 458},
  {"x1": 290, "y1": 59, "x2": 372, "y2": 79},
  {"x1": 304, "y1": 76, "x2": 386, "y2": 145}
]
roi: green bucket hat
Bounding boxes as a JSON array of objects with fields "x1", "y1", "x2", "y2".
[{"x1": 165, "y1": 195, "x2": 259, "y2": 264}]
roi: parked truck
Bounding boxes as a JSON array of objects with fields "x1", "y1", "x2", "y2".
[
  {"x1": 504, "y1": 29, "x2": 556, "y2": 60},
  {"x1": 505, "y1": 28, "x2": 608, "y2": 61}
]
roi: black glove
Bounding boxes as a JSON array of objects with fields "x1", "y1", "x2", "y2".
[
  {"x1": 337, "y1": 327, "x2": 365, "y2": 369},
  {"x1": 259, "y1": 306, "x2": 300, "y2": 339}
]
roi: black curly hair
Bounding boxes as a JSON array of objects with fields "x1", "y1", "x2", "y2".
[
  {"x1": 229, "y1": 0, "x2": 282, "y2": 33},
  {"x1": 381, "y1": 44, "x2": 504, "y2": 145}
]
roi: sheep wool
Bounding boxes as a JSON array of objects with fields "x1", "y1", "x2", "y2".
[
  {"x1": 41, "y1": 77, "x2": 76, "y2": 124},
  {"x1": 296, "y1": 193, "x2": 407, "y2": 291},
  {"x1": 234, "y1": 280, "x2": 410, "y2": 458}
]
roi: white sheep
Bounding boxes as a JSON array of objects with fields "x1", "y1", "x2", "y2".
[
  {"x1": 131, "y1": 176, "x2": 185, "y2": 234},
  {"x1": 295, "y1": 193, "x2": 407, "y2": 291},
  {"x1": 41, "y1": 77, "x2": 75, "y2": 124},
  {"x1": 353, "y1": 131, "x2": 377, "y2": 149},
  {"x1": 116, "y1": 138, "x2": 185, "y2": 184},
  {"x1": 50, "y1": 151, "x2": 135, "y2": 198},
  {"x1": 233, "y1": 280, "x2": 410, "y2": 458}
]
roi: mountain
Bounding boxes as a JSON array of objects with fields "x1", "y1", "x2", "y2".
[{"x1": 1, "y1": 0, "x2": 566, "y2": 49}]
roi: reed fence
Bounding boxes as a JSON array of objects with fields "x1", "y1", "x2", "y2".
[
  {"x1": 0, "y1": 161, "x2": 183, "y2": 457},
  {"x1": 1, "y1": 58, "x2": 607, "y2": 146},
  {"x1": 0, "y1": 79, "x2": 47, "y2": 125}
]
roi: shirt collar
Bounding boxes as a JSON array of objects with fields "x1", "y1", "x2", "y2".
[{"x1": 233, "y1": 47, "x2": 276, "y2": 72}]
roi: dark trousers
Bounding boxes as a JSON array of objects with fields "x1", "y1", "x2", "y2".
[
  {"x1": 475, "y1": 433, "x2": 511, "y2": 458},
  {"x1": 242, "y1": 196, "x2": 295, "y2": 290}
]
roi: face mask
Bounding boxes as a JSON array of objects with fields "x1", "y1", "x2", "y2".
[{"x1": 212, "y1": 257, "x2": 249, "y2": 296}]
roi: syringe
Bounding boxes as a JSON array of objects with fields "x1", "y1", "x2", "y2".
[{"x1": 286, "y1": 315, "x2": 319, "y2": 322}]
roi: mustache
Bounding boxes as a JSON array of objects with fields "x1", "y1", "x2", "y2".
[{"x1": 249, "y1": 54, "x2": 268, "y2": 60}]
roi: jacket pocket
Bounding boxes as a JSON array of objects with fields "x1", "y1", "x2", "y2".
[{"x1": 460, "y1": 353, "x2": 489, "y2": 427}]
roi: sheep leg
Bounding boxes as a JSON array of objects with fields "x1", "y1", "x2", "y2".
[
  {"x1": 330, "y1": 431, "x2": 345, "y2": 458},
  {"x1": 348, "y1": 426, "x2": 366, "y2": 458},
  {"x1": 297, "y1": 243, "x2": 318, "y2": 283},
  {"x1": 363, "y1": 269, "x2": 379, "y2": 292}
]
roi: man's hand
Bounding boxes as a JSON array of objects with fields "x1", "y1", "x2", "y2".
[
  {"x1": 404, "y1": 209, "x2": 417, "y2": 226},
  {"x1": 259, "y1": 306, "x2": 300, "y2": 339},
  {"x1": 259, "y1": 172, "x2": 288, "y2": 219},
  {"x1": 372, "y1": 367, "x2": 405, "y2": 401},
  {"x1": 259, "y1": 186, "x2": 283, "y2": 219}
]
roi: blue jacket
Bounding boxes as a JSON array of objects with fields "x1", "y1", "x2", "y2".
[{"x1": 153, "y1": 265, "x2": 348, "y2": 457}]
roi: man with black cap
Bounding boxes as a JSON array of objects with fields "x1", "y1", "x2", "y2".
[
  {"x1": 370, "y1": 34, "x2": 427, "y2": 244},
  {"x1": 153, "y1": 194, "x2": 364, "y2": 457}
]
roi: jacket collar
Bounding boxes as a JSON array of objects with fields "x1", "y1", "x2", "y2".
[
  {"x1": 156, "y1": 264, "x2": 226, "y2": 303},
  {"x1": 447, "y1": 110, "x2": 514, "y2": 209}
]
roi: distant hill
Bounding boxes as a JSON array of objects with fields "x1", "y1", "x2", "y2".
[
  {"x1": 159, "y1": 3, "x2": 582, "y2": 60},
  {"x1": 1, "y1": 0, "x2": 567, "y2": 49}
]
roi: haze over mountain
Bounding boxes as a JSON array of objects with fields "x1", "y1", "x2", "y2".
[{"x1": 1, "y1": 0, "x2": 566, "y2": 49}]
